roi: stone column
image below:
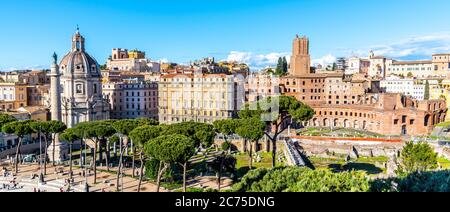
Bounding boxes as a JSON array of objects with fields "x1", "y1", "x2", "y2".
[{"x1": 47, "y1": 53, "x2": 69, "y2": 163}]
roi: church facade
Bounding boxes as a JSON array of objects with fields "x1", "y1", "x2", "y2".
[
  {"x1": 53, "y1": 29, "x2": 110, "y2": 128},
  {"x1": 48, "y1": 29, "x2": 111, "y2": 162}
]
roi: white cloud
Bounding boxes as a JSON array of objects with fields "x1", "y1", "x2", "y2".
[
  {"x1": 225, "y1": 51, "x2": 339, "y2": 71},
  {"x1": 225, "y1": 51, "x2": 290, "y2": 71},
  {"x1": 158, "y1": 58, "x2": 169, "y2": 64},
  {"x1": 0, "y1": 65, "x2": 48, "y2": 72},
  {"x1": 348, "y1": 33, "x2": 450, "y2": 59},
  {"x1": 311, "y1": 54, "x2": 336, "y2": 66}
]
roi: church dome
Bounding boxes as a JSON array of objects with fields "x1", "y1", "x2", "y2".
[{"x1": 59, "y1": 29, "x2": 100, "y2": 77}]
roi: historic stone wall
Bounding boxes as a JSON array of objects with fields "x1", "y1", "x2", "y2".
[{"x1": 293, "y1": 137, "x2": 404, "y2": 158}]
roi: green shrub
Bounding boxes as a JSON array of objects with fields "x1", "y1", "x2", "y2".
[
  {"x1": 145, "y1": 158, "x2": 160, "y2": 180},
  {"x1": 398, "y1": 141, "x2": 438, "y2": 175},
  {"x1": 233, "y1": 167, "x2": 370, "y2": 192},
  {"x1": 372, "y1": 170, "x2": 450, "y2": 192},
  {"x1": 221, "y1": 142, "x2": 231, "y2": 151}
]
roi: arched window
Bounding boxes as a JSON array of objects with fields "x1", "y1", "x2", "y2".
[
  {"x1": 424, "y1": 115, "x2": 430, "y2": 127},
  {"x1": 323, "y1": 118, "x2": 329, "y2": 127}
]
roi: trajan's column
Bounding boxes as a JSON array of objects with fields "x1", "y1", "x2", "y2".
[{"x1": 47, "y1": 53, "x2": 68, "y2": 162}]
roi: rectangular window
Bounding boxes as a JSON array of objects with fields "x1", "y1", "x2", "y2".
[
  {"x1": 76, "y1": 84, "x2": 84, "y2": 94},
  {"x1": 394, "y1": 119, "x2": 399, "y2": 125}
]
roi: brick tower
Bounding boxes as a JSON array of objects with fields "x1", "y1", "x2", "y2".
[{"x1": 290, "y1": 35, "x2": 311, "y2": 76}]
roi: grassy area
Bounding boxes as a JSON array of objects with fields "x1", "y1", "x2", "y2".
[
  {"x1": 438, "y1": 157, "x2": 450, "y2": 169},
  {"x1": 235, "y1": 152, "x2": 285, "y2": 177},
  {"x1": 236, "y1": 152, "x2": 274, "y2": 169},
  {"x1": 308, "y1": 156, "x2": 387, "y2": 176},
  {"x1": 297, "y1": 127, "x2": 385, "y2": 138},
  {"x1": 436, "y1": 122, "x2": 450, "y2": 127}
]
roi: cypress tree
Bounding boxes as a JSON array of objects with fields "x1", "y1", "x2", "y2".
[
  {"x1": 282, "y1": 57, "x2": 288, "y2": 75},
  {"x1": 424, "y1": 80, "x2": 430, "y2": 100},
  {"x1": 276, "y1": 57, "x2": 283, "y2": 76}
]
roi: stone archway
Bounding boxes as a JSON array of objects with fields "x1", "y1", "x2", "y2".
[
  {"x1": 440, "y1": 112, "x2": 446, "y2": 122},
  {"x1": 424, "y1": 114, "x2": 430, "y2": 127},
  {"x1": 343, "y1": 119, "x2": 350, "y2": 128},
  {"x1": 312, "y1": 118, "x2": 319, "y2": 127},
  {"x1": 354, "y1": 120, "x2": 359, "y2": 129},
  {"x1": 323, "y1": 118, "x2": 329, "y2": 127},
  {"x1": 333, "y1": 119, "x2": 339, "y2": 128},
  {"x1": 362, "y1": 121, "x2": 367, "y2": 130}
]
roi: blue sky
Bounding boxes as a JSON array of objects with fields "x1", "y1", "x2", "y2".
[{"x1": 1, "y1": 0, "x2": 450, "y2": 71}]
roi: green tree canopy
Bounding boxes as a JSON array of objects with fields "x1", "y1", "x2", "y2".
[
  {"x1": 163, "y1": 122, "x2": 215, "y2": 148},
  {"x1": 129, "y1": 125, "x2": 162, "y2": 148},
  {"x1": 282, "y1": 57, "x2": 288, "y2": 74},
  {"x1": 145, "y1": 134, "x2": 196, "y2": 165},
  {"x1": 371, "y1": 170, "x2": 450, "y2": 192},
  {"x1": 235, "y1": 118, "x2": 265, "y2": 142},
  {"x1": 399, "y1": 141, "x2": 438, "y2": 174},
  {"x1": 48, "y1": 120, "x2": 67, "y2": 134},
  {"x1": 111, "y1": 119, "x2": 158, "y2": 136},
  {"x1": 424, "y1": 80, "x2": 430, "y2": 100},
  {"x1": 0, "y1": 114, "x2": 17, "y2": 129},
  {"x1": 213, "y1": 119, "x2": 238, "y2": 136},
  {"x1": 109, "y1": 134, "x2": 120, "y2": 144},
  {"x1": 239, "y1": 96, "x2": 315, "y2": 124},
  {"x1": 93, "y1": 123, "x2": 116, "y2": 139},
  {"x1": 60, "y1": 128, "x2": 80, "y2": 143},
  {"x1": 233, "y1": 167, "x2": 370, "y2": 192},
  {"x1": 2, "y1": 120, "x2": 35, "y2": 137},
  {"x1": 2, "y1": 120, "x2": 35, "y2": 174},
  {"x1": 275, "y1": 57, "x2": 284, "y2": 76}
]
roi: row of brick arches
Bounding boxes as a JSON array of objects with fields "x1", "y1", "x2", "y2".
[{"x1": 307, "y1": 118, "x2": 371, "y2": 130}]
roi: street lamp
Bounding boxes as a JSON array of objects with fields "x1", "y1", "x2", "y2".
[
  {"x1": 84, "y1": 130, "x2": 89, "y2": 193},
  {"x1": 38, "y1": 128, "x2": 45, "y2": 184}
]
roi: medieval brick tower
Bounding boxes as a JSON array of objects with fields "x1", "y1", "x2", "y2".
[{"x1": 290, "y1": 35, "x2": 311, "y2": 76}]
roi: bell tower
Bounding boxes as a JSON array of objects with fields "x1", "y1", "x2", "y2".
[
  {"x1": 290, "y1": 35, "x2": 311, "y2": 76},
  {"x1": 72, "y1": 26, "x2": 85, "y2": 52}
]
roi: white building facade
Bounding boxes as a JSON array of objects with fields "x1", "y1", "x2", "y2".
[
  {"x1": 103, "y1": 81, "x2": 158, "y2": 120},
  {"x1": 386, "y1": 61, "x2": 434, "y2": 78},
  {"x1": 345, "y1": 57, "x2": 370, "y2": 75},
  {"x1": 380, "y1": 76, "x2": 438, "y2": 100},
  {"x1": 158, "y1": 73, "x2": 245, "y2": 124}
]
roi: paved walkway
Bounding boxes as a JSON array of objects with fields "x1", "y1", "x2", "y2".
[
  {"x1": 0, "y1": 164, "x2": 165, "y2": 192},
  {"x1": 0, "y1": 163, "x2": 233, "y2": 192}
]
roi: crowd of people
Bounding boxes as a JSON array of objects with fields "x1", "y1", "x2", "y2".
[{"x1": 1, "y1": 178, "x2": 22, "y2": 191}]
